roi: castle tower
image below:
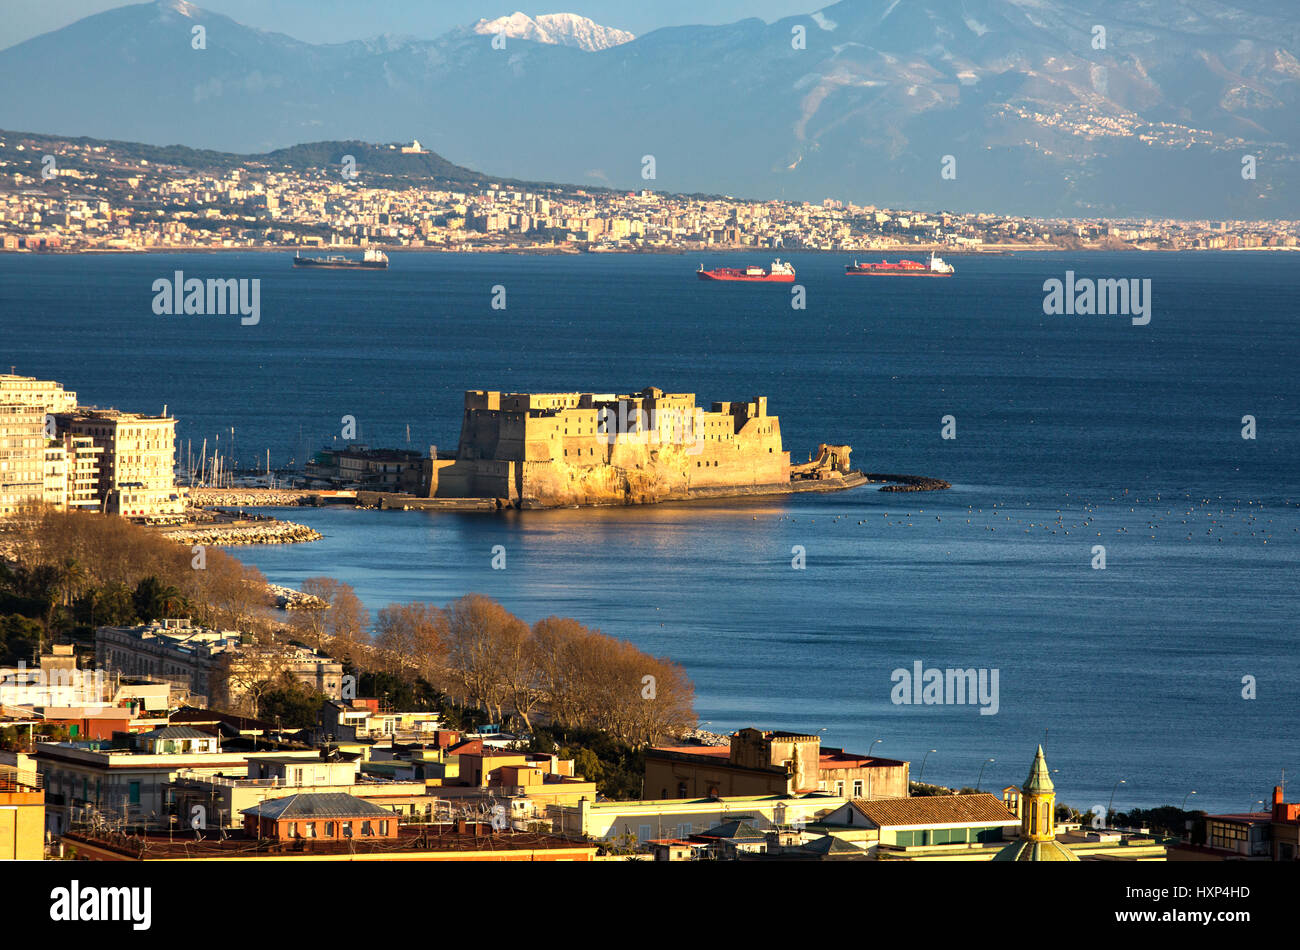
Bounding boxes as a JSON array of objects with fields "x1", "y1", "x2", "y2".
[{"x1": 992, "y1": 745, "x2": 1079, "y2": 861}]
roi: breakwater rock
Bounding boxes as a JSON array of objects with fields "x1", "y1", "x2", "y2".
[
  {"x1": 187, "y1": 489, "x2": 310, "y2": 507},
  {"x1": 161, "y1": 521, "x2": 322, "y2": 546},
  {"x1": 267, "y1": 583, "x2": 328, "y2": 609},
  {"x1": 863, "y1": 472, "x2": 952, "y2": 492}
]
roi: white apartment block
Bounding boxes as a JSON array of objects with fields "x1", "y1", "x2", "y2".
[
  {"x1": 55, "y1": 408, "x2": 183, "y2": 519},
  {"x1": 0, "y1": 373, "x2": 180, "y2": 520},
  {"x1": 0, "y1": 373, "x2": 78, "y2": 414},
  {"x1": 0, "y1": 402, "x2": 45, "y2": 516}
]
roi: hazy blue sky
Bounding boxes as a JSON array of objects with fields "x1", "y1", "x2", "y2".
[{"x1": 1, "y1": 1, "x2": 822, "y2": 49}]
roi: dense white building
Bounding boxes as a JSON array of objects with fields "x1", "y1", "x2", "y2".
[{"x1": 0, "y1": 372, "x2": 180, "y2": 519}]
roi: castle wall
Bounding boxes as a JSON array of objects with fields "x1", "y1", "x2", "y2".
[{"x1": 441, "y1": 388, "x2": 798, "y2": 507}]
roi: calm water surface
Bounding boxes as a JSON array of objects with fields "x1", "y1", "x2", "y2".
[{"x1": 3, "y1": 250, "x2": 1296, "y2": 812}]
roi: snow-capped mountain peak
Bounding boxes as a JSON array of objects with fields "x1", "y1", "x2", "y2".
[{"x1": 471, "y1": 11, "x2": 634, "y2": 51}]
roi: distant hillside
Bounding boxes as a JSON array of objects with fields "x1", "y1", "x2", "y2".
[
  {"x1": 2, "y1": 0, "x2": 1297, "y2": 216},
  {"x1": 261, "y1": 141, "x2": 495, "y2": 187},
  {"x1": 0, "y1": 129, "x2": 609, "y2": 193},
  {"x1": 0, "y1": 128, "x2": 736, "y2": 201},
  {"x1": 1, "y1": 129, "x2": 246, "y2": 173}
]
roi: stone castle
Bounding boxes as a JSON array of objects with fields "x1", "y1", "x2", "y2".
[{"x1": 418, "y1": 387, "x2": 853, "y2": 508}]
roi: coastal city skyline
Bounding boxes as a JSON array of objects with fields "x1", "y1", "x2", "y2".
[{"x1": 3, "y1": 129, "x2": 1296, "y2": 255}]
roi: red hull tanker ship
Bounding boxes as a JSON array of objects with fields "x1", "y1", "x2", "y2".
[
  {"x1": 697, "y1": 259, "x2": 796, "y2": 282},
  {"x1": 845, "y1": 252, "x2": 954, "y2": 276}
]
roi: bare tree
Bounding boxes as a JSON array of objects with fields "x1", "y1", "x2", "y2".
[
  {"x1": 374, "y1": 602, "x2": 447, "y2": 680},
  {"x1": 441, "y1": 594, "x2": 516, "y2": 722},
  {"x1": 215, "y1": 641, "x2": 296, "y2": 718},
  {"x1": 497, "y1": 618, "x2": 545, "y2": 732},
  {"x1": 289, "y1": 577, "x2": 370, "y2": 664}
]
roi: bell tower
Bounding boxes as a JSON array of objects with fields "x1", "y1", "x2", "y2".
[
  {"x1": 1022, "y1": 745, "x2": 1056, "y2": 841},
  {"x1": 993, "y1": 744, "x2": 1078, "y2": 860}
]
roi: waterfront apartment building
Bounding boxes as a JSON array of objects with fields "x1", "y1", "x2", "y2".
[
  {"x1": 56, "y1": 408, "x2": 183, "y2": 519},
  {"x1": 0, "y1": 373, "x2": 82, "y2": 516},
  {"x1": 0, "y1": 402, "x2": 44, "y2": 516},
  {"x1": 0, "y1": 373, "x2": 78, "y2": 414},
  {"x1": 0, "y1": 373, "x2": 176, "y2": 519},
  {"x1": 42, "y1": 433, "x2": 103, "y2": 511}
]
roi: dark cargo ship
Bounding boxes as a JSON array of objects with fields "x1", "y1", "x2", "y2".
[{"x1": 293, "y1": 249, "x2": 389, "y2": 269}]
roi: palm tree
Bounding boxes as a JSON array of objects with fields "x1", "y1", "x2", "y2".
[
  {"x1": 61, "y1": 558, "x2": 88, "y2": 610},
  {"x1": 133, "y1": 576, "x2": 189, "y2": 623},
  {"x1": 18, "y1": 563, "x2": 66, "y2": 648}
]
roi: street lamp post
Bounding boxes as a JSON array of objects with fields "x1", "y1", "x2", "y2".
[
  {"x1": 1106, "y1": 779, "x2": 1126, "y2": 829},
  {"x1": 1180, "y1": 790, "x2": 1197, "y2": 811},
  {"x1": 917, "y1": 749, "x2": 937, "y2": 785},
  {"x1": 868, "y1": 738, "x2": 883, "y2": 759},
  {"x1": 975, "y1": 758, "x2": 995, "y2": 791}
]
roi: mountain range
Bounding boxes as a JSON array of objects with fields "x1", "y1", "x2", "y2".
[{"x1": 1, "y1": 0, "x2": 1297, "y2": 217}]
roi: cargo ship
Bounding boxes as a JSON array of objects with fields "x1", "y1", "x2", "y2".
[
  {"x1": 845, "y1": 252, "x2": 954, "y2": 276},
  {"x1": 292, "y1": 248, "x2": 389, "y2": 269},
  {"x1": 697, "y1": 259, "x2": 796, "y2": 282}
]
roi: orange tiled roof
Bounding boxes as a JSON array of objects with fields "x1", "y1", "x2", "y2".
[
  {"x1": 819, "y1": 751, "x2": 907, "y2": 770},
  {"x1": 846, "y1": 794, "x2": 1019, "y2": 828},
  {"x1": 653, "y1": 745, "x2": 730, "y2": 756}
]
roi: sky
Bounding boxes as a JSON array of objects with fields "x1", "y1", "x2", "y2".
[{"x1": 0, "y1": 0, "x2": 823, "y2": 49}]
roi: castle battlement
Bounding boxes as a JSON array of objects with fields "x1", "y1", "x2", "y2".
[{"x1": 431, "y1": 387, "x2": 799, "y2": 507}]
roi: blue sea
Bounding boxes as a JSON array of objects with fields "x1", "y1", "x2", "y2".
[{"x1": 3, "y1": 249, "x2": 1297, "y2": 814}]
